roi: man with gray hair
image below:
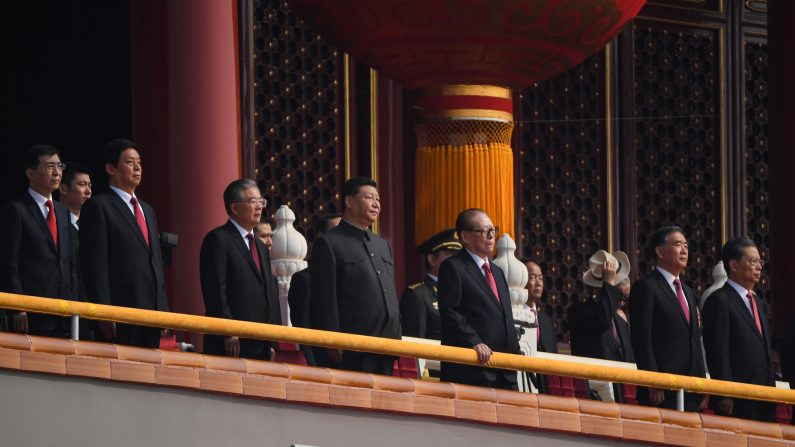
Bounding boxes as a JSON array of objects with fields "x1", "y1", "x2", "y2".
[
  {"x1": 200, "y1": 178, "x2": 281, "y2": 359},
  {"x1": 438, "y1": 208, "x2": 520, "y2": 389}
]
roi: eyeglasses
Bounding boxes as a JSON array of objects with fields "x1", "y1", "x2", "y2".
[
  {"x1": 744, "y1": 257, "x2": 764, "y2": 268},
  {"x1": 237, "y1": 198, "x2": 267, "y2": 207},
  {"x1": 465, "y1": 226, "x2": 499, "y2": 239},
  {"x1": 43, "y1": 162, "x2": 66, "y2": 172}
]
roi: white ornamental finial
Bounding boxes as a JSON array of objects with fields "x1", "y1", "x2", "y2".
[
  {"x1": 270, "y1": 205, "x2": 308, "y2": 327},
  {"x1": 493, "y1": 233, "x2": 530, "y2": 323}
]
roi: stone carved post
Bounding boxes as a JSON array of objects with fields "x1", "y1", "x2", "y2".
[
  {"x1": 269, "y1": 205, "x2": 308, "y2": 327},
  {"x1": 493, "y1": 233, "x2": 537, "y2": 393}
]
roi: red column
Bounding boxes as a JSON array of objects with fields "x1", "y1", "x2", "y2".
[
  {"x1": 131, "y1": 0, "x2": 241, "y2": 348},
  {"x1": 768, "y1": 2, "x2": 795, "y2": 333}
]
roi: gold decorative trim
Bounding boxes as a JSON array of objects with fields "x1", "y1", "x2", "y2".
[
  {"x1": 370, "y1": 68, "x2": 379, "y2": 234},
  {"x1": 421, "y1": 85, "x2": 513, "y2": 99},
  {"x1": 418, "y1": 109, "x2": 514, "y2": 122},
  {"x1": 605, "y1": 43, "x2": 614, "y2": 252},
  {"x1": 343, "y1": 53, "x2": 351, "y2": 180},
  {"x1": 745, "y1": 0, "x2": 767, "y2": 14}
]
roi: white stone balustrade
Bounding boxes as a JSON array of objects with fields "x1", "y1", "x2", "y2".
[{"x1": 269, "y1": 205, "x2": 308, "y2": 327}]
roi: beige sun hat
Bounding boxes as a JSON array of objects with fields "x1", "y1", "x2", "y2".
[{"x1": 583, "y1": 250, "x2": 631, "y2": 287}]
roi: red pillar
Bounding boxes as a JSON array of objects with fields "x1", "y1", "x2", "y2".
[
  {"x1": 131, "y1": 0, "x2": 241, "y2": 348},
  {"x1": 768, "y1": 2, "x2": 795, "y2": 333}
]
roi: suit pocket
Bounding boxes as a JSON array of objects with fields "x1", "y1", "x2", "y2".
[{"x1": 381, "y1": 256, "x2": 395, "y2": 278}]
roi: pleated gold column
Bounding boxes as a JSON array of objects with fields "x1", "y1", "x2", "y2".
[{"x1": 414, "y1": 85, "x2": 515, "y2": 246}]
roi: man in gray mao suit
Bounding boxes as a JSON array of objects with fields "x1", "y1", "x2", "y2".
[{"x1": 310, "y1": 177, "x2": 401, "y2": 375}]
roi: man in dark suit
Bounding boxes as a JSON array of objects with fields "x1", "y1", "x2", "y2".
[
  {"x1": 80, "y1": 139, "x2": 169, "y2": 348},
  {"x1": 702, "y1": 238, "x2": 775, "y2": 422},
  {"x1": 630, "y1": 226, "x2": 706, "y2": 412},
  {"x1": 59, "y1": 161, "x2": 94, "y2": 340},
  {"x1": 400, "y1": 228, "x2": 461, "y2": 340},
  {"x1": 310, "y1": 177, "x2": 401, "y2": 375},
  {"x1": 288, "y1": 213, "x2": 340, "y2": 366},
  {"x1": 438, "y1": 208, "x2": 520, "y2": 390},
  {"x1": 0, "y1": 144, "x2": 76, "y2": 336},
  {"x1": 569, "y1": 250, "x2": 634, "y2": 402},
  {"x1": 200, "y1": 179, "x2": 281, "y2": 360},
  {"x1": 569, "y1": 250, "x2": 634, "y2": 364}
]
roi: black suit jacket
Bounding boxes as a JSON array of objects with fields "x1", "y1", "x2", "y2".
[
  {"x1": 0, "y1": 192, "x2": 76, "y2": 333},
  {"x1": 569, "y1": 284, "x2": 634, "y2": 363},
  {"x1": 286, "y1": 267, "x2": 319, "y2": 366},
  {"x1": 537, "y1": 311, "x2": 558, "y2": 354},
  {"x1": 310, "y1": 220, "x2": 401, "y2": 374},
  {"x1": 80, "y1": 191, "x2": 168, "y2": 347},
  {"x1": 200, "y1": 221, "x2": 281, "y2": 359},
  {"x1": 702, "y1": 283, "x2": 775, "y2": 421},
  {"x1": 400, "y1": 275, "x2": 441, "y2": 340},
  {"x1": 438, "y1": 251, "x2": 520, "y2": 387},
  {"x1": 629, "y1": 269, "x2": 706, "y2": 411}
]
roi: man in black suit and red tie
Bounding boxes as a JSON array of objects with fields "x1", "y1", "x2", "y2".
[
  {"x1": 702, "y1": 238, "x2": 775, "y2": 422},
  {"x1": 630, "y1": 226, "x2": 706, "y2": 412},
  {"x1": 438, "y1": 208, "x2": 520, "y2": 390},
  {"x1": 0, "y1": 144, "x2": 76, "y2": 336},
  {"x1": 200, "y1": 178, "x2": 281, "y2": 360},
  {"x1": 80, "y1": 139, "x2": 169, "y2": 348}
]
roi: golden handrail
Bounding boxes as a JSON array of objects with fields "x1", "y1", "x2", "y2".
[{"x1": 0, "y1": 292, "x2": 792, "y2": 404}]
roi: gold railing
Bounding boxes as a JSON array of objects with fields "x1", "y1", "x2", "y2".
[{"x1": 0, "y1": 292, "x2": 793, "y2": 405}]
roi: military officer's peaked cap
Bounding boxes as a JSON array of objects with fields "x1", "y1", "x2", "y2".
[{"x1": 418, "y1": 228, "x2": 462, "y2": 255}]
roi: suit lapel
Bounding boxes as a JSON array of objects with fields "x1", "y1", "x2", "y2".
[
  {"x1": 462, "y1": 254, "x2": 504, "y2": 312},
  {"x1": 55, "y1": 203, "x2": 71, "y2": 261},
  {"x1": 109, "y1": 192, "x2": 150, "y2": 252},
  {"x1": 724, "y1": 284, "x2": 763, "y2": 341},
  {"x1": 652, "y1": 269, "x2": 690, "y2": 326},
  {"x1": 23, "y1": 194, "x2": 57, "y2": 252},
  {"x1": 224, "y1": 222, "x2": 263, "y2": 281}
]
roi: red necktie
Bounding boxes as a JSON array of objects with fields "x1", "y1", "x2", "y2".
[
  {"x1": 246, "y1": 233, "x2": 261, "y2": 272},
  {"x1": 482, "y1": 262, "x2": 500, "y2": 303},
  {"x1": 45, "y1": 199, "x2": 58, "y2": 247},
  {"x1": 747, "y1": 292, "x2": 763, "y2": 335},
  {"x1": 130, "y1": 197, "x2": 149, "y2": 246},
  {"x1": 673, "y1": 278, "x2": 690, "y2": 324}
]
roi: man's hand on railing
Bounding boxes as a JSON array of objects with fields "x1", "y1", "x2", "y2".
[
  {"x1": 11, "y1": 311, "x2": 28, "y2": 334},
  {"x1": 327, "y1": 348, "x2": 343, "y2": 363},
  {"x1": 99, "y1": 321, "x2": 116, "y2": 340},
  {"x1": 225, "y1": 336, "x2": 240, "y2": 357},
  {"x1": 473, "y1": 343, "x2": 492, "y2": 364},
  {"x1": 649, "y1": 388, "x2": 665, "y2": 406}
]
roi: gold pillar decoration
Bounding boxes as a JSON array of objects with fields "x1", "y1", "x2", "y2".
[{"x1": 414, "y1": 85, "x2": 515, "y2": 246}]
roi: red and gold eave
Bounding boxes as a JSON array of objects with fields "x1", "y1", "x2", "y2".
[{"x1": 288, "y1": 0, "x2": 646, "y2": 90}]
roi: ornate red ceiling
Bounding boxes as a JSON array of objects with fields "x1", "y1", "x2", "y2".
[{"x1": 288, "y1": 0, "x2": 646, "y2": 90}]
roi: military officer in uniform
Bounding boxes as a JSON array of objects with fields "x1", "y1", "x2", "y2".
[{"x1": 400, "y1": 229, "x2": 462, "y2": 340}]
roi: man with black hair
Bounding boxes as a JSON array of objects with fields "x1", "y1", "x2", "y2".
[
  {"x1": 702, "y1": 238, "x2": 775, "y2": 421},
  {"x1": 400, "y1": 228, "x2": 461, "y2": 340},
  {"x1": 80, "y1": 139, "x2": 169, "y2": 348},
  {"x1": 288, "y1": 212, "x2": 341, "y2": 366},
  {"x1": 0, "y1": 144, "x2": 76, "y2": 336},
  {"x1": 200, "y1": 179, "x2": 281, "y2": 360},
  {"x1": 310, "y1": 177, "x2": 400, "y2": 375},
  {"x1": 630, "y1": 226, "x2": 706, "y2": 411},
  {"x1": 59, "y1": 161, "x2": 92, "y2": 231},
  {"x1": 438, "y1": 208, "x2": 520, "y2": 389},
  {"x1": 59, "y1": 161, "x2": 94, "y2": 339},
  {"x1": 254, "y1": 219, "x2": 274, "y2": 250}
]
